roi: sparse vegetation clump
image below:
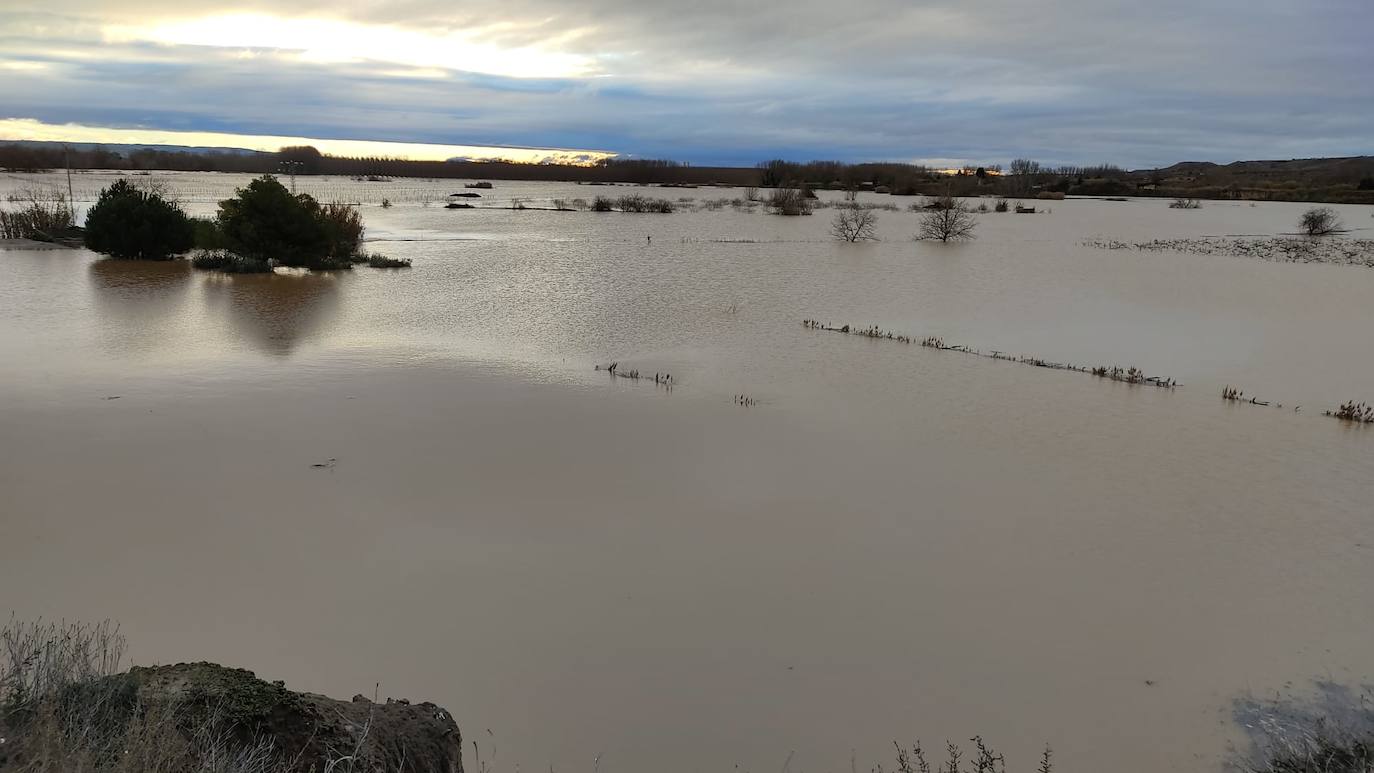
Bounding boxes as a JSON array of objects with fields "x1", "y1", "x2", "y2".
[
  {"x1": 994, "y1": 198, "x2": 1010, "y2": 212},
  {"x1": 1169, "y1": 197, "x2": 1202, "y2": 209},
  {"x1": 917, "y1": 195, "x2": 977, "y2": 241},
  {"x1": 612, "y1": 194, "x2": 675, "y2": 213},
  {"x1": 83, "y1": 179, "x2": 194, "y2": 260},
  {"x1": 190, "y1": 249, "x2": 272, "y2": 273},
  {"x1": 887, "y1": 736, "x2": 1050, "y2": 773},
  {"x1": 0, "y1": 189, "x2": 73, "y2": 241},
  {"x1": 1300, "y1": 206, "x2": 1342, "y2": 236},
  {"x1": 1234, "y1": 682, "x2": 1374, "y2": 773},
  {"x1": 590, "y1": 195, "x2": 615, "y2": 212},
  {"x1": 830, "y1": 205, "x2": 879, "y2": 241},
  {"x1": 1324, "y1": 400, "x2": 1374, "y2": 423},
  {"x1": 365, "y1": 254, "x2": 412, "y2": 268},
  {"x1": 766, "y1": 187, "x2": 813, "y2": 216}
]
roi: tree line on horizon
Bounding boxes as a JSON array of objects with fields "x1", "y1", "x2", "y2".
[{"x1": 3, "y1": 142, "x2": 1372, "y2": 204}]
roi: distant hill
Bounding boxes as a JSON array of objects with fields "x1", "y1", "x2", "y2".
[
  {"x1": 3, "y1": 139, "x2": 266, "y2": 157},
  {"x1": 1148, "y1": 156, "x2": 1374, "y2": 179},
  {"x1": 1126, "y1": 156, "x2": 1374, "y2": 203}
]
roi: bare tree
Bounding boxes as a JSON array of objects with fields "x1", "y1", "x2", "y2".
[
  {"x1": 830, "y1": 205, "x2": 879, "y2": 241},
  {"x1": 917, "y1": 196, "x2": 977, "y2": 242},
  {"x1": 1007, "y1": 158, "x2": 1042, "y2": 195},
  {"x1": 1300, "y1": 206, "x2": 1341, "y2": 235}
]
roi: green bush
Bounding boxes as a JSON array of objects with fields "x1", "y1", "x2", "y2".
[
  {"x1": 215, "y1": 175, "x2": 332, "y2": 268},
  {"x1": 83, "y1": 180, "x2": 194, "y2": 260},
  {"x1": 319, "y1": 201, "x2": 364, "y2": 259},
  {"x1": 191, "y1": 217, "x2": 227, "y2": 250}
]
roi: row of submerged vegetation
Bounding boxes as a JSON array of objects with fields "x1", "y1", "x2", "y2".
[
  {"x1": 802, "y1": 319, "x2": 1179, "y2": 389},
  {"x1": 806, "y1": 319, "x2": 1372, "y2": 425},
  {"x1": 72, "y1": 174, "x2": 410, "y2": 271}
]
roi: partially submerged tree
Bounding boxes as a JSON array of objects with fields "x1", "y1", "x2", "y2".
[
  {"x1": 197, "y1": 175, "x2": 396, "y2": 272},
  {"x1": 215, "y1": 175, "x2": 333, "y2": 268},
  {"x1": 917, "y1": 196, "x2": 977, "y2": 242},
  {"x1": 1300, "y1": 206, "x2": 1341, "y2": 236},
  {"x1": 83, "y1": 179, "x2": 195, "y2": 260},
  {"x1": 830, "y1": 205, "x2": 878, "y2": 241}
]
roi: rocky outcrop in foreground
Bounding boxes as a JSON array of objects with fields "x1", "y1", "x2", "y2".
[
  {"x1": 0, "y1": 661, "x2": 463, "y2": 773},
  {"x1": 126, "y1": 662, "x2": 463, "y2": 773}
]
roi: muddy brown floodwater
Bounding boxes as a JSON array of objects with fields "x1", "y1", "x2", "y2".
[{"x1": 2, "y1": 171, "x2": 1373, "y2": 773}]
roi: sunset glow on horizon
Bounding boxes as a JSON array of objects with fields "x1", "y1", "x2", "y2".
[{"x1": 0, "y1": 119, "x2": 617, "y2": 165}]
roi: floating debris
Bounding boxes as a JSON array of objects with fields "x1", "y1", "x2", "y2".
[
  {"x1": 1080, "y1": 237, "x2": 1374, "y2": 268},
  {"x1": 310, "y1": 458, "x2": 337, "y2": 469},
  {"x1": 803, "y1": 318, "x2": 1179, "y2": 389},
  {"x1": 735, "y1": 394, "x2": 758, "y2": 407},
  {"x1": 1324, "y1": 400, "x2": 1374, "y2": 424},
  {"x1": 1221, "y1": 385, "x2": 1274, "y2": 407}
]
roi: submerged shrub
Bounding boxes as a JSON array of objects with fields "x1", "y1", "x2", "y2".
[
  {"x1": 590, "y1": 196, "x2": 615, "y2": 212},
  {"x1": 766, "y1": 188, "x2": 812, "y2": 216},
  {"x1": 365, "y1": 254, "x2": 411, "y2": 268},
  {"x1": 190, "y1": 249, "x2": 272, "y2": 273},
  {"x1": 83, "y1": 179, "x2": 194, "y2": 260}
]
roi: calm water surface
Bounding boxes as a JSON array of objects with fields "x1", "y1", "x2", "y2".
[{"x1": 2, "y1": 171, "x2": 1372, "y2": 773}]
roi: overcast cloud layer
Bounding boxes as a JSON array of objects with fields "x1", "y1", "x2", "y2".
[{"x1": 1, "y1": 0, "x2": 1371, "y2": 167}]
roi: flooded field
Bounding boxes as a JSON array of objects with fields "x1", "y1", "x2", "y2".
[{"x1": 2, "y1": 171, "x2": 1373, "y2": 773}]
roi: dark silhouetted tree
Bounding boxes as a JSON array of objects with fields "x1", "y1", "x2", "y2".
[{"x1": 83, "y1": 179, "x2": 194, "y2": 260}]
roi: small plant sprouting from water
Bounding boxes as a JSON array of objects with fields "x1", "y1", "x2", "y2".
[
  {"x1": 885, "y1": 737, "x2": 1045, "y2": 773},
  {"x1": 735, "y1": 394, "x2": 757, "y2": 407}
]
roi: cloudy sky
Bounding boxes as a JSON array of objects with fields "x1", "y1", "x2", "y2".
[{"x1": 1, "y1": 0, "x2": 1371, "y2": 167}]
